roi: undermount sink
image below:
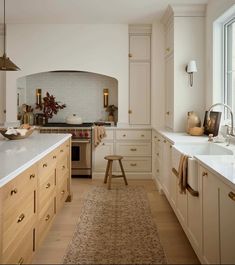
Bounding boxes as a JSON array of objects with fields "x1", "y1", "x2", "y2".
[{"x1": 172, "y1": 143, "x2": 233, "y2": 193}]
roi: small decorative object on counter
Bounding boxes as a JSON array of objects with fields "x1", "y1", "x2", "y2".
[
  {"x1": 21, "y1": 104, "x2": 34, "y2": 125},
  {"x1": 66, "y1": 114, "x2": 83, "y2": 125},
  {"x1": 106, "y1": 104, "x2": 118, "y2": 122},
  {"x1": 203, "y1": 111, "x2": 222, "y2": 137},
  {"x1": 186, "y1": 111, "x2": 201, "y2": 134},
  {"x1": 35, "y1": 92, "x2": 66, "y2": 123},
  {"x1": 188, "y1": 126, "x2": 204, "y2": 136}
]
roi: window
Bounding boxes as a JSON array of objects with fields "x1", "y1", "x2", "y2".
[{"x1": 224, "y1": 18, "x2": 235, "y2": 114}]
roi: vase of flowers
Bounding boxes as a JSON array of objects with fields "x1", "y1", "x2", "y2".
[
  {"x1": 36, "y1": 92, "x2": 66, "y2": 123},
  {"x1": 106, "y1": 104, "x2": 118, "y2": 122}
]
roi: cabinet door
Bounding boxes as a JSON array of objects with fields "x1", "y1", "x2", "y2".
[
  {"x1": 129, "y1": 35, "x2": 151, "y2": 61},
  {"x1": 165, "y1": 55, "x2": 174, "y2": 129},
  {"x1": 94, "y1": 143, "x2": 114, "y2": 172},
  {"x1": 202, "y1": 167, "x2": 220, "y2": 264},
  {"x1": 219, "y1": 183, "x2": 235, "y2": 264},
  {"x1": 129, "y1": 62, "x2": 150, "y2": 125},
  {"x1": 162, "y1": 140, "x2": 171, "y2": 198}
]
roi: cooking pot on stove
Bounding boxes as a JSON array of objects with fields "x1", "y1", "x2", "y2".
[{"x1": 66, "y1": 114, "x2": 83, "y2": 124}]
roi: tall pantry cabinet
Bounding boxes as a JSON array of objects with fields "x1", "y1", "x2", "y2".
[{"x1": 129, "y1": 25, "x2": 151, "y2": 125}]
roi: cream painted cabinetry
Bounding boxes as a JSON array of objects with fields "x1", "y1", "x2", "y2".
[
  {"x1": 129, "y1": 27, "x2": 151, "y2": 125},
  {"x1": 0, "y1": 138, "x2": 71, "y2": 264}
]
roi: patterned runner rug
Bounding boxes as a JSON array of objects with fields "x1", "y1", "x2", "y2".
[{"x1": 63, "y1": 186, "x2": 167, "y2": 264}]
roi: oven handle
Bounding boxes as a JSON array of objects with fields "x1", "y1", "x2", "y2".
[{"x1": 72, "y1": 139, "x2": 91, "y2": 144}]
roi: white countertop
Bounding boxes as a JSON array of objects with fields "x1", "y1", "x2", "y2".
[{"x1": 0, "y1": 132, "x2": 71, "y2": 187}]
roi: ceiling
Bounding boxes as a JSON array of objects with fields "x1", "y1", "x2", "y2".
[{"x1": 1, "y1": 0, "x2": 208, "y2": 24}]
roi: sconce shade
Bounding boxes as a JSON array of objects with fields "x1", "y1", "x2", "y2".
[{"x1": 186, "y1": 60, "x2": 197, "y2": 73}]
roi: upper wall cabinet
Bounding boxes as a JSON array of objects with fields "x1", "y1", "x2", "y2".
[{"x1": 129, "y1": 25, "x2": 151, "y2": 125}]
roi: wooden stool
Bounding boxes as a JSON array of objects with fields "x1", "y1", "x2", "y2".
[{"x1": 104, "y1": 155, "x2": 128, "y2": 189}]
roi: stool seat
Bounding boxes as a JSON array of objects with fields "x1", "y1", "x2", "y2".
[
  {"x1": 104, "y1": 155, "x2": 123, "y2": 161},
  {"x1": 104, "y1": 155, "x2": 128, "y2": 189}
]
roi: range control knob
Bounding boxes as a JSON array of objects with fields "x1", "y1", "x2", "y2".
[
  {"x1": 79, "y1": 132, "x2": 83, "y2": 137},
  {"x1": 84, "y1": 132, "x2": 89, "y2": 137}
]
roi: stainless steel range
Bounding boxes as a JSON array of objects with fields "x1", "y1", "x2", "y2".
[{"x1": 40, "y1": 123, "x2": 93, "y2": 177}]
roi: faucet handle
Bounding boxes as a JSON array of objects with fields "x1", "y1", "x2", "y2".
[{"x1": 208, "y1": 134, "x2": 214, "y2": 142}]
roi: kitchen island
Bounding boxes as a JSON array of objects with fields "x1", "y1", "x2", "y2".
[{"x1": 0, "y1": 132, "x2": 71, "y2": 264}]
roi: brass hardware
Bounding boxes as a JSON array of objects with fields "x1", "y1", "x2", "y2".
[
  {"x1": 62, "y1": 165, "x2": 66, "y2": 170},
  {"x1": 102, "y1": 143, "x2": 105, "y2": 146},
  {"x1": 122, "y1": 134, "x2": 126, "y2": 137},
  {"x1": 60, "y1": 149, "x2": 64, "y2": 153},
  {"x1": 141, "y1": 134, "x2": 145, "y2": 137},
  {"x1": 43, "y1": 163, "x2": 47, "y2": 168},
  {"x1": 172, "y1": 168, "x2": 179, "y2": 178},
  {"x1": 53, "y1": 155, "x2": 57, "y2": 159},
  {"x1": 30, "y1": 174, "x2": 35, "y2": 179},
  {"x1": 18, "y1": 257, "x2": 24, "y2": 265},
  {"x1": 202, "y1": 172, "x2": 208, "y2": 177},
  {"x1": 45, "y1": 214, "x2": 50, "y2": 221},
  {"x1": 130, "y1": 163, "x2": 137, "y2": 166},
  {"x1": 66, "y1": 144, "x2": 69, "y2": 147},
  {"x1": 166, "y1": 48, "x2": 170, "y2": 52},
  {"x1": 130, "y1": 148, "x2": 137, "y2": 151},
  {"x1": 187, "y1": 184, "x2": 199, "y2": 197},
  {"x1": 228, "y1": 192, "x2": 235, "y2": 201},
  {"x1": 128, "y1": 53, "x2": 133, "y2": 58},
  {"x1": 158, "y1": 139, "x2": 160, "y2": 142},
  {"x1": 103, "y1": 88, "x2": 109, "y2": 108},
  {"x1": 128, "y1": 110, "x2": 132, "y2": 114},
  {"x1": 164, "y1": 140, "x2": 167, "y2": 143},
  {"x1": 154, "y1": 136, "x2": 157, "y2": 139},
  {"x1": 157, "y1": 153, "x2": 159, "y2": 156},
  {"x1": 10, "y1": 188, "x2": 18, "y2": 195},
  {"x1": 170, "y1": 145, "x2": 172, "y2": 149},
  {"x1": 157, "y1": 169, "x2": 159, "y2": 173},
  {"x1": 61, "y1": 190, "x2": 65, "y2": 195},
  {"x1": 45, "y1": 183, "x2": 51, "y2": 189},
  {"x1": 166, "y1": 111, "x2": 170, "y2": 115},
  {"x1": 17, "y1": 213, "x2": 25, "y2": 223}
]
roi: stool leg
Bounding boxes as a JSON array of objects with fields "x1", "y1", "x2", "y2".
[
  {"x1": 108, "y1": 161, "x2": 113, "y2": 190},
  {"x1": 119, "y1": 160, "x2": 128, "y2": 185},
  {"x1": 104, "y1": 160, "x2": 110, "y2": 184}
]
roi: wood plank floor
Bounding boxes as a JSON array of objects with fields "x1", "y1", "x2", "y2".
[{"x1": 32, "y1": 178, "x2": 200, "y2": 264}]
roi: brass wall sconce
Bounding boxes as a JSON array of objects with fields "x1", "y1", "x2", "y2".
[
  {"x1": 103, "y1": 88, "x2": 109, "y2": 108},
  {"x1": 185, "y1": 60, "x2": 197, "y2": 87},
  {"x1": 36, "y1": 89, "x2": 42, "y2": 105}
]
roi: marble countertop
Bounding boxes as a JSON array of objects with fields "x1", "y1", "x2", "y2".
[{"x1": 0, "y1": 132, "x2": 71, "y2": 187}]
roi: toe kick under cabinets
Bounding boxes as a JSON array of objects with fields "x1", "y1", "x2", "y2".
[
  {"x1": 0, "y1": 139, "x2": 71, "y2": 264},
  {"x1": 92, "y1": 129, "x2": 152, "y2": 179}
]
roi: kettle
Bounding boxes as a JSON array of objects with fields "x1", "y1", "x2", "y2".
[{"x1": 66, "y1": 114, "x2": 83, "y2": 124}]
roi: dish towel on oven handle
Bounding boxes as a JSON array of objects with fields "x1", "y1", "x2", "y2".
[
  {"x1": 94, "y1": 125, "x2": 107, "y2": 147},
  {"x1": 178, "y1": 154, "x2": 188, "y2": 194}
]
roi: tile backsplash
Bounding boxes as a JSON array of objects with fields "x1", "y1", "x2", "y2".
[{"x1": 18, "y1": 71, "x2": 118, "y2": 122}]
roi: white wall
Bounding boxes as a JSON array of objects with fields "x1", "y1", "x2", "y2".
[
  {"x1": 5, "y1": 24, "x2": 128, "y2": 125},
  {"x1": 206, "y1": 0, "x2": 235, "y2": 108},
  {"x1": 151, "y1": 21, "x2": 165, "y2": 129},
  {"x1": 19, "y1": 71, "x2": 118, "y2": 122}
]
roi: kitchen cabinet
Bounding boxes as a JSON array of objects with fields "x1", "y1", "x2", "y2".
[
  {"x1": 94, "y1": 142, "x2": 114, "y2": 172},
  {"x1": 129, "y1": 30, "x2": 151, "y2": 125}
]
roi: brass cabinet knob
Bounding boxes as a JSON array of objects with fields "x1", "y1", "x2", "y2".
[
  {"x1": 130, "y1": 148, "x2": 137, "y2": 151},
  {"x1": 128, "y1": 110, "x2": 132, "y2": 114},
  {"x1": 166, "y1": 47, "x2": 170, "y2": 52},
  {"x1": 123, "y1": 134, "x2": 126, "y2": 137},
  {"x1": 43, "y1": 163, "x2": 47, "y2": 168},
  {"x1": 62, "y1": 165, "x2": 66, "y2": 170},
  {"x1": 30, "y1": 174, "x2": 35, "y2": 179},
  {"x1": 128, "y1": 53, "x2": 133, "y2": 58},
  {"x1": 10, "y1": 188, "x2": 18, "y2": 195},
  {"x1": 157, "y1": 169, "x2": 159, "y2": 173},
  {"x1": 53, "y1": 155, "x2": 57, "y2": 159},
  {"x1": 202, "y1": 172, "x2": 208, "y2": 177},
  {"x1": 130, "y1": 163, "x2": 137, "y2": 167},
  {"x1": 60, "y1": 149, "x2": 64, "y2": 153},
  {"x1": 141, "y1": 134, "x2": 145, "y2": 137},
  {"x1": 166, "y1": 111, "x2": 170, "y2": 115},
  {"x1": 45, "y1": 183, "x2": 51, "y2": 189},
  {"x1": 17, "y1": 213, "x2": 25, "y2": 223},
  {"x1": 154, "y1": 136, "x2": 157, "y2": 139},
  {"x1": 45, "y1": 214, "x2": 50, "y2": 221},
  {"x1": 158, "y1": 139, "x2": 160, "y2": 142},
  {"x1": 157, "y1": 153, "x2": 159, "y2": 156},
  {"x1": 164, "y1": 140, "x2": 167, "y2": 143},
  {"x1": 61, "y1": 190, "x2": 65, "y2": 195},
  {"x1": 228, "y1": 192, "x2": 235, "y2": 201}
]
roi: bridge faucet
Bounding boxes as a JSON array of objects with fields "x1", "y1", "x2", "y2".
[{"x1": 207, "y1": 103, "x2": 235, "y2": 137}]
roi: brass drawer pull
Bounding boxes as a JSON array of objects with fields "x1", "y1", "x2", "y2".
[
  {"x1": 45, "y1": 214, "x2": 50, "y2": 221},
  {"x1": 228, "y1": 192, "x2": 235, "y2": 201},
  {"x1": 18, "y1": 257, "x2": 24, "y2": 265},
  {"x1": 157, "y1": 153, "x2": 159, "y2": 156},
  {"x1": 62, "y1": 165, "x2": 66, "y2": 170},
  {"x1": 166, "y1": 111, "x2": 170, "y2": 115},
  {"x1": 166, "y1": 47, "x2": 170, "y2": 52},
  {"x1": 172, "y1": 168, "x2": 179, "y2": 178},
  {"x1": 130, "y1": 163, "x2": 137, "y2": 167},
  {"x1": 53, "y1": 155, "x2": 57, "y2": 159},
  {"x1": 30, "y1": 174, "x2": 35, "y2": 179},
  {"x1": 61, "y1": 190, "x2": 65, "y2": 195},
  {"x1": 10, "y1": 188, "x2": 18, "y2": 195},
  {"x1": 164, "y1": 140, "x2": 167, "y2": 143},
  {"x1": 43, "y1": 163, "x2": 47, "y2": 168},
  {"x1": 141, "y1": 134, "x2": 145, "y2": 137},
  {"x1": 128, "y1": 53, "x2": 133, "y2": 58},
  {"x1": 102, "y1": 143, "x2": 105, "y2": 146},
  {"x1": 45, "y1": 183, "x2": 51, "y2": 189},
  {"x1": 130, "y1": 148, "x2": 137, "y2": 151},
  {"x1": 60, "y1": 149, "x2": 64, "y2": 153},
  {"x1": 154, "y1": 136, "x2": 157, "y2": 139},
  {"x1": 158, "y1": 139, "x2": 160, "y2": 142},
  {"x1": 122, "y1": 134, "x2": 126, "y2": 137},
  {"x1": 17, "y1": 213, "x2": 25, "y2": 223},
  {"x1": 202, "y1": 172, "x2": 208, "y2": 177},
  {"x1": 157, "y1": 169, "x2": 159, "y2": 173}
]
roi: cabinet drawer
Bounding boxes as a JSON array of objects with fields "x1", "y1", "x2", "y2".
[
  {"x1": 2, "y1": 226, "x2": 35, "y2": 265},
  {"x1": 2, "y1": 164, "x2": 37, "y2": 210},
  {"x1": 38, "y1": 169, "x2": 56, "y2": 212},
  {"x1": 116, "y1": 130, "x2": 151, "y2": 140},
  {"x1": 102, "y1": 130, "x2": 114, "y2": 140},
  {"x1": 56, "y1": 154, "x2": 69, "y2": 185},
  {"x1": 57, "y1": 178, "x2": 68, "y2": 212},
  {"x1": 121, "y1": 157, "x2": 151, "y2": 172},
  {"x1": 38, "y1": 199, "x2": 55, "y2": 246},
  {"x1": 3, "y1": 191, "x2": 35, "y2": 252},
  {"x1": 57, "y1": 140, "x2": 70, "y2": 159},
  {"x1": 116, "y1": 142, "x2": 151, "y2": 156},
  {"x1": 38, "y1": 150, "x2": 57, "y2": 177}
]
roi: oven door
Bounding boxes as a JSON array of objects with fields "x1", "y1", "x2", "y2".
[{"x1": 71, "y1": 139, "x2": 91, "y2": 170}]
